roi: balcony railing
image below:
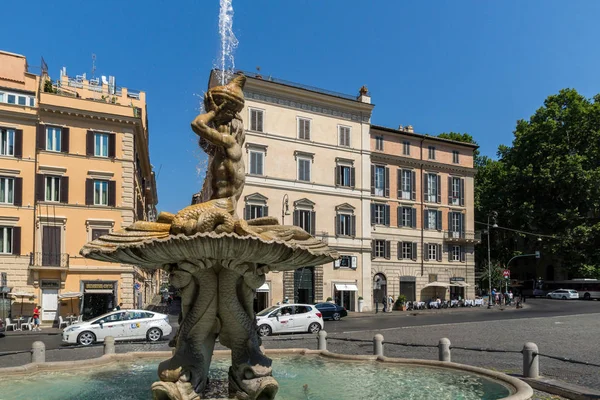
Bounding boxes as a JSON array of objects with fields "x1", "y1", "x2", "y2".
[
  {"x1": 29, "y1": 252, "x2": 70, "y2": 268},
  {"x1": 443, "y1": 231, "x2": 482, "y2": 243}
]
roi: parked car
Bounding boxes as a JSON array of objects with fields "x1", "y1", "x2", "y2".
[
  {"x1": 314, "y1": 302, "x2": 348, "y2": 321},
  {"x1": 256, "y1": 304, "x2": 323, "y2": 337},
  {"x1": 546, "y1": 289, "x2": 579, "y2": 300},
  {"x1": 62, "y1": 309, "x2": 172, "y2": 346},
  {"x1": 0, "y1": 318, "x2": 4, "y2": 334}
]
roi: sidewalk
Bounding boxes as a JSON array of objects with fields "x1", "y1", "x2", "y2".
[
  {"x1": 347, "y1": 303, "x2": 526, "y2": 318},
  {"x1": 3, "y1": 327, "x2": 62, "y2": 336}
]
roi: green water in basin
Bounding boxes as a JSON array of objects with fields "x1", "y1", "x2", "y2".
[{"x1": 0, "y1": 355, "x2": 511, "y2": 400}]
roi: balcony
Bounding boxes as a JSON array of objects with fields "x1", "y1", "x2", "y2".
[
  {"x1": 443, "y1": 231, "x2": 481, "y2": 244},
  {"x1": 29, "y1": 252, "x2": 70, "y2": 269}
]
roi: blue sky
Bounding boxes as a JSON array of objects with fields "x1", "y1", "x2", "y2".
[{"x1": 3, "y1": 0, "x2": 599, "y2": 213}]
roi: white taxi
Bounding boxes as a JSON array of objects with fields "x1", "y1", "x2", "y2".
[
  {"x1": 256, "y1": 304, "x2": 323, "y2": 337},
  {"x1": 62, "y1": 309, "x2": 172, "y2": 346},
  {"x1": 546, "y1": 289, "x2": 579, "y2": 300}
]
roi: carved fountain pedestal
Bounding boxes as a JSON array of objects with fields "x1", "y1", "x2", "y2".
[{"x1": 81, "y1": 74, "x2": 337, "y2": 400}]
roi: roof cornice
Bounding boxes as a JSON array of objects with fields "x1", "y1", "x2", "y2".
[{"x1": 371, "y1": 125, "x2": 479, "y2": 150}]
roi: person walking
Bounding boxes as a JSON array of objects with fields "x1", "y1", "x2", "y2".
[
  {"x1": 381, "y1": 297, "x2": 387, "y2": 313},
  {"x1": 32, "y1": 305, "x2": 41, "y2": 331},
  {"x1": 388, "y1": 295, "x2": 394, "y2": 313}
]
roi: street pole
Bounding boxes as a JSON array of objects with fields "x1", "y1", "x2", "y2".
[{"x1": 487, "y1": 214, "x2": 492, "y2": 309}]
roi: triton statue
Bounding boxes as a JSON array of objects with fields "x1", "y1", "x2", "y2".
[{"x1": 81, "y1": 73, "x2": 337, "y2": 400}]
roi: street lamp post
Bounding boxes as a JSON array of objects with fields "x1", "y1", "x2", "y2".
[
  {"x1": 281, "y1": 194, "x2": 290, "y2": 225},
  {"x1": 487, "y1": 211, "x2": 498, "y2": 309}
]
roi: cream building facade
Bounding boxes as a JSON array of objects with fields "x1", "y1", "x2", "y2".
[{"x1": 0, "y1": 50, "x2": 158, "y2": 323}]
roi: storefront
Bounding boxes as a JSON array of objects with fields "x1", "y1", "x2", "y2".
[
  {"x1": 449, "y1": 277, "x2": 466, "y2": 299},
  {"x1": 399, "y1": 276, "x2": 416, "y2": 302},
  {"x1": 254, "y1": 282, "x2": 270, "y2": 312},
  {"x1": 334, "y1": 283, "x2": 357, "y2": 311},
  {"x1": 40, "y1": 279, "x2": 60, "y2": 322},
  {"x1": 81, "y1": 281, "x2": 117, "y2": 320}
]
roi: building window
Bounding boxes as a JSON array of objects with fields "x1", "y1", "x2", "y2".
[
  {"x1": 452, "y1": 150, "x2": 459, "y2": 164},
  {"x1": 7, "y1": 94, "x2": 16, "y2": 104},
  {"x1": 428, "y1": 243, "x2": 437, "y2": 261},
  {"x1": 0, "y1": 129, "x2": 15, "y2": 156},
  {"x1": 339, "y1": 126, "x2": 351, "y2": 147},
  {"x1": 372, "y1": 203, "x2": 389, "y2": 225},
  {"x1": 244, "y1": 194, "x2": 268, "y2": 220},
  {"x1": 374, "y1": 240, "x2": 386, "y2": 258},
  {"x1": 400, "y1": 242, "x2": 416, "y2": 260},
  {"x1": 375, "y1": 136, "x2": 384, "y2": 151},
  {"x1": 298, "y1": 118, "x2": 311, "y2": 140},
  {"x1": 399, "y1": 207, "x2": 415, "y2": 228},
  {"x1": 0, "y1": 227, "x2": 12, "y2": 254},
  {"x1": 449, "y1": 176, "x2": 464, "y2": 206},
  {"x1": 451, "y1": 245, "x2": 461, "y2": 262},
  {"x1": 298, "y1": 158, "x2": 311, "y2": 182},
  {"x1": 294, "y1": 209, "x2": 315, "y2": 235},
  {"x1": 0, "y1": 177, "x2": 14, "y2": 204},
  {"x1": 45, "y1": 176, "x2": 61, "y2": 202},
  {"x1": 250, "y1": 109, "x2": 264, "y2": 132},
  {"x1": 374, "y1": 165, "x2": 385, "y2": 196},
  {"x1": 449, "y1": 212, "x2": 463, "y2": 235},
  {"x1": 94, "y1": 180, "x2": 109, "y2": 206},
  {"x1": 46, "y1": 127, "x2": 62, "y2": 152},
  {"x1": 428, "y1": 146, "x2": 435, "y2": 160},
  {"x1": 402, "y1": 141, "x2": 410, "y2": 156},
  {"x1": 247, "y1": 205, "x2": 266, "y2": 219},
  {"x1": 400, "y1": 169, "x2": 412, "y2": 199},
  {"x1": 426, "y1": 173, "x2": 438, "y2": 202},
  {"x1": 92, "y1": 229, "x2": 110, "y2": 241},
  {"x1": 249, "y1": 150, "x2": 264, "y2": 175},
  {"x1": 425, "y1": 209, "x2": 442, "y2": 230},
  {"x1": 336, "y1": 213, "x2": 355, "y2": 236},
  {"x1": 336, "y1": 165, "x2": 354, "y2": 188},
  {"x1": 94, "y1": 133, "x2": 109, "y2": 157}
]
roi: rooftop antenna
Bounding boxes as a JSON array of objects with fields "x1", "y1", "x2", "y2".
[{"x1": 91, "y1": 54, "x2": 97, "y2": 79}]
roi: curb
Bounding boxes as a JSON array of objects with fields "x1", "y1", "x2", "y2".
[
  {"x1": 522, "y1": 377, "x2": 600, "y2": 400},
  {"x1": 347, "y1": 304, "x2": 527, "y2": 318}
]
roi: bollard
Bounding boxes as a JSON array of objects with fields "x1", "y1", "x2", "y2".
[
  {"x1": 104, "y1": 336, "x2": 116, "y2": 355},
  {"x1": 522, "y1": 342, "x2": 539, "y2": 378},
  {"x1": 438, "y1": 338, "x2": 451, "y2": 362},
  {"x1": 373, "y1": 334, "x2": 384, "y2": 357},
  {"x1": 317, "y1": 330, "x2": 327, "y2": 351},
  {"x1": 31, "y1": 341, "x2": 45, "y2": 363}
]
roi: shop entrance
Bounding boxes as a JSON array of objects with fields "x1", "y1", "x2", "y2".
[
  {"x1": 449, "y1": 278, "x2": 466, "y2": 300},
  {"x1": 82, "y1": 282, "x2": 116, "y2": 320},
  {"x1": 334, "y1": 283, "x2": 357, "y2": 311},
  {"x1": 254, "y1": 282, "x2": 270, "y2": 312},
  {"x1": 41, "y1": 280, "x2": 60, "y2": 321},
  {"x1": 373, "y1": 273, "x2": 387, "y2": 309},
  {"x1": 399, "y1": 276, "x2": 416, "y2": 302}
]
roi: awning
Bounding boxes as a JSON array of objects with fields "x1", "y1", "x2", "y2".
[
  {"x1": 451, "y1": 281, "x2": 471, "y2": 287},
  {"x1": 59, "y1": 291, "x2": 83, "y2": 299},
  {"x1": 8, "y1": 292, "x2": 36, "y2": 298},
  {"x1": 256, "y1": 283, "x2": 270, "y2": 293},
  {"x1": 84, "y1": 289, "x2": 114, "y2": 294},
  {"x1": 335, "y1": 284, "x2": 358, "y2": 291},
  {"x1": 422, "y1": 281, "x2": 451, "y2": 289}
]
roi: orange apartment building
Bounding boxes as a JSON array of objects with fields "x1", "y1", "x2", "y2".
[
  {"x1": 0, "y1": 50, "x2": 159, "y2": 324},
  {"x1": 369, "y1": 125, "x2": 480, "y2": 304}
]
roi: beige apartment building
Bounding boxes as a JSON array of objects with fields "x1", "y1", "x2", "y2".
[
  {"x1": 0, "y1": 50, "x2": 158, "y2": 323},
  {"x1": 204, "y1": 71, "x2": 374, "y2": 312},
  {"x1": 369, "y1": 125, "x2": 479, "y2": 304}
]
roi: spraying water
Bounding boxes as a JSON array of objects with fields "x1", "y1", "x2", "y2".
[{"x1": 218, "y1": 0, "x2": 238, "y2": 84}]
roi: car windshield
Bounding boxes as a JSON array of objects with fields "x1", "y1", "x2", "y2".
[
  {"x1": 90, "y1": 311, "x2": 123, "y2": 324},
  {"x1": 256, "y1": 306, "x2": 279, "y2": 317}
]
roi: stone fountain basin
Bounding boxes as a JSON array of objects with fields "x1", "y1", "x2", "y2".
[{"x1": 0, "y1": 349, "x2": 533, "y2": 400}]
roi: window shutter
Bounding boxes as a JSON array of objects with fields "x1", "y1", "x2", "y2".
[
  {"x1": 86, "y1": 131, "x2": 94, "y2": 156},
  {"x1": 371, "y1": 240, "x2": 375, "y2": 260},
  {"x1": 436, "y1": 175, "x2": 441, "y2": 203},
  {"x1": 335, "y1": 214, "x2": 340, "y2": 236},
  {"x1": 245, "y1": 204, "x2": 250, "y2": 220},
  {"x1": 447, "y1": 244, "x2": 452, "y2": 262},
  {"x1": 351, "y1": 215, "x2": 356, "y2": 237},
  {"x1": 385, "y1": 241, "x2": 391, "y2": 259},
  {"x1": 293, "y1": 210, "x2": 300, "y2": 227},
  {"x1": 109, "y1": 133, "x2": 116, "y2": 158},
  {"x1": 61, "y1": 127, "x2": 70, "y2": 153},
  {"x1": 411, "y1": 170, "x2": 416, "y2": 200},
  {"x1": 85, "y1": 179, "x2": 94, "y2": 205},
  {"x1": 384, "y1": 204, "x2": 390, "y2": 226},
  {"x1": 257, "y1": 111, "x2": 263, "y2": 132},
  {"x1": 60, "y1": 176, "x2": 69, "y2": 204},
  {"x1": 460, "y1": 178, "x2": 465, "y2": 206},
  {"x1": 370, "y1": 165, "x2": 375, "y2": 195},
  {"x1": 436, "y1": 210, "x2": 442, "y2": 231},
  {"x1": 424, "y1": 210, "x2": 429, "y2": 230},
  {"x1": 108, "y1": 181, "x2": 117, "y2": 207},
  {"x1": 335, "y1": 166, "x2": 340, "y2": 186},
  {"x1": 423, "y1": 243, "x2": 429, "y2": 261},
  {"x1": 350, "y1": 167, "x2": 356, "y2": 188},
  {"x1": 12, "y1": 227, "x2": 21, "y2": 255},
  {"x1": 448, "y1": 176, "x2": 452, "y2": 204},
  {"x1": 36, "y1": 174, "x2": 45, "y2": 201},
  {"x1": 411, "y1": 242, "x2": 417, "y2": 261},
  {"x1": 411, "y1": 208, "x2": 417, "y2": 228},
  {"x1": 436, "y1": 244, "x2": 442, "y2": 262},
  {"x1": 310, "y1": 211, "x2": 316, "y2": 236},
  {"x1": 397, "y1": 242, "x2": 401, "y2": 259},
  {"x1": 460, "y1": 213, "x2": 465, "y2": 235},
  {"x1": 460, "y1": 246, "x2": 466, "y2": 262},
  {"x1": 13, "y1": 177, "x2": 23, "y2": 207},
  {"x1": 397, "y1": 206, "x2": 401, "y2": 227},
  {"x1": 384, "y1": 167, "x2": 390, "y2": 197},
  {"x1": 14, "y1": 129, "x2": 23, "y2": 158},
  {"x1": 448, "y1": 212, "x2": 452, "y2": 232},
  {"x1": 397, "y1": 169, "x2": 402, "y2": 198},
  {"x1": 37, "y1": 124, "x2": 46, "y2": 150},
  {"x1": 423, "y1": 173, "x2": 428, "y2": 201},
  {"x1": 370, "y1": 203, "x2": 375, "y2": 225},
  {"x1": 263, "y1": 205, "x2": 269, "y2": 217}
]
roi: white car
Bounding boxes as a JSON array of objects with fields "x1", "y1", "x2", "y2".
[
  {"x1": 62, "y1": 309, "x2": 172, "y2": 346},
  {"x1": 546, "y1": 289, "x2": 579, "y2": 300},
  {"x1": 256, "y1": 304, "x2": 323, "y2": 337}
]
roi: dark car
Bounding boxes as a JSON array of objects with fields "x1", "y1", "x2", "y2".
[{"x1": 314, "y1": 303, "x2": 348, "y2": 321}]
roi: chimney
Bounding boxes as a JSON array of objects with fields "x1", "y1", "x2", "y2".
[
  {"x1": 398, "y1": 125, "x2": 404, "y2": 131},
  {"x1": 406, "y1": 125, "x2": 414, "y2": 133},
  {"x1": 357, "y1": 85, "x2": 371, "y2": 104}
]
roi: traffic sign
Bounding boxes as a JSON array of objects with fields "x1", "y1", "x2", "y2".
[{"x1": 503, "y1": 269, "x2": 510, "y2": 279}]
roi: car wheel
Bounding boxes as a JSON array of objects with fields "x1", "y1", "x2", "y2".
[
  {"x1": 561, "y1": 296, "x2": 567, "y2": 300},
  {"x1": 308, "y1": 322, "x2": 321, "y2": 334},
  {"x1": 77, "y1": 331, "x2": 96, "y2": 346},
  {"x1": 147, "y1": 327, "x2": 163, "y2": 342},
  {"x1": 332, "y1": 312, "x2": 341, "y2": 321},
  {"x1": 584, "y1": 293, "x2": 591, "y2": 300},
  {"x1": 258, "y1": 324, "x2": 272, "y2": 337}
]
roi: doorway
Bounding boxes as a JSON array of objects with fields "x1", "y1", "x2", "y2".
[
  {"x1": 399, "y1": 276, "x2": 416, "y2": 302},
  {"x1": 42, "y1": 288, "x2": 58, "y2": 321},
  {"x1": 42, "y1": 226, "x2": 61, "y2": 266},
  {"x1": 294, "y1": 267, "x2": 314, "y2": 304},
  {"x1": 373, "y1": 273, "x2": 387, "y2": 307}
]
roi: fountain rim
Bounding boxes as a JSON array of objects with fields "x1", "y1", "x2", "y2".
[{"x1": 0, "y1": 348, "x2": 532, "y2": 400}]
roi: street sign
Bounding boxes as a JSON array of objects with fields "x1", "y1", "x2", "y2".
[
  {"x1": 134, "y1": 282, "x2": 141, "y2": 291},
  {"x1": 503, "y1": 269, "x2": 510, "y2": 279}
]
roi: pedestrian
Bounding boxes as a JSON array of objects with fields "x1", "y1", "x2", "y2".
[
  {"x1": 283, "y1": 297, "x2": 290, "y2": 304},
  {"x1": 32, "y1": 304, "x2": 41, "y2": 331},
  {"x1": 381, "y1": 297, "x2": 387, "y2": 313},
  {"x1": 508, "y1": 290, "x2": 513, "y2": 305},
  {"x1": 114, "y1": 302, "x2": 123, "y2": 311},
  {"x1": 388, "y1": 295, "x2": 394, "y2": 312}
]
